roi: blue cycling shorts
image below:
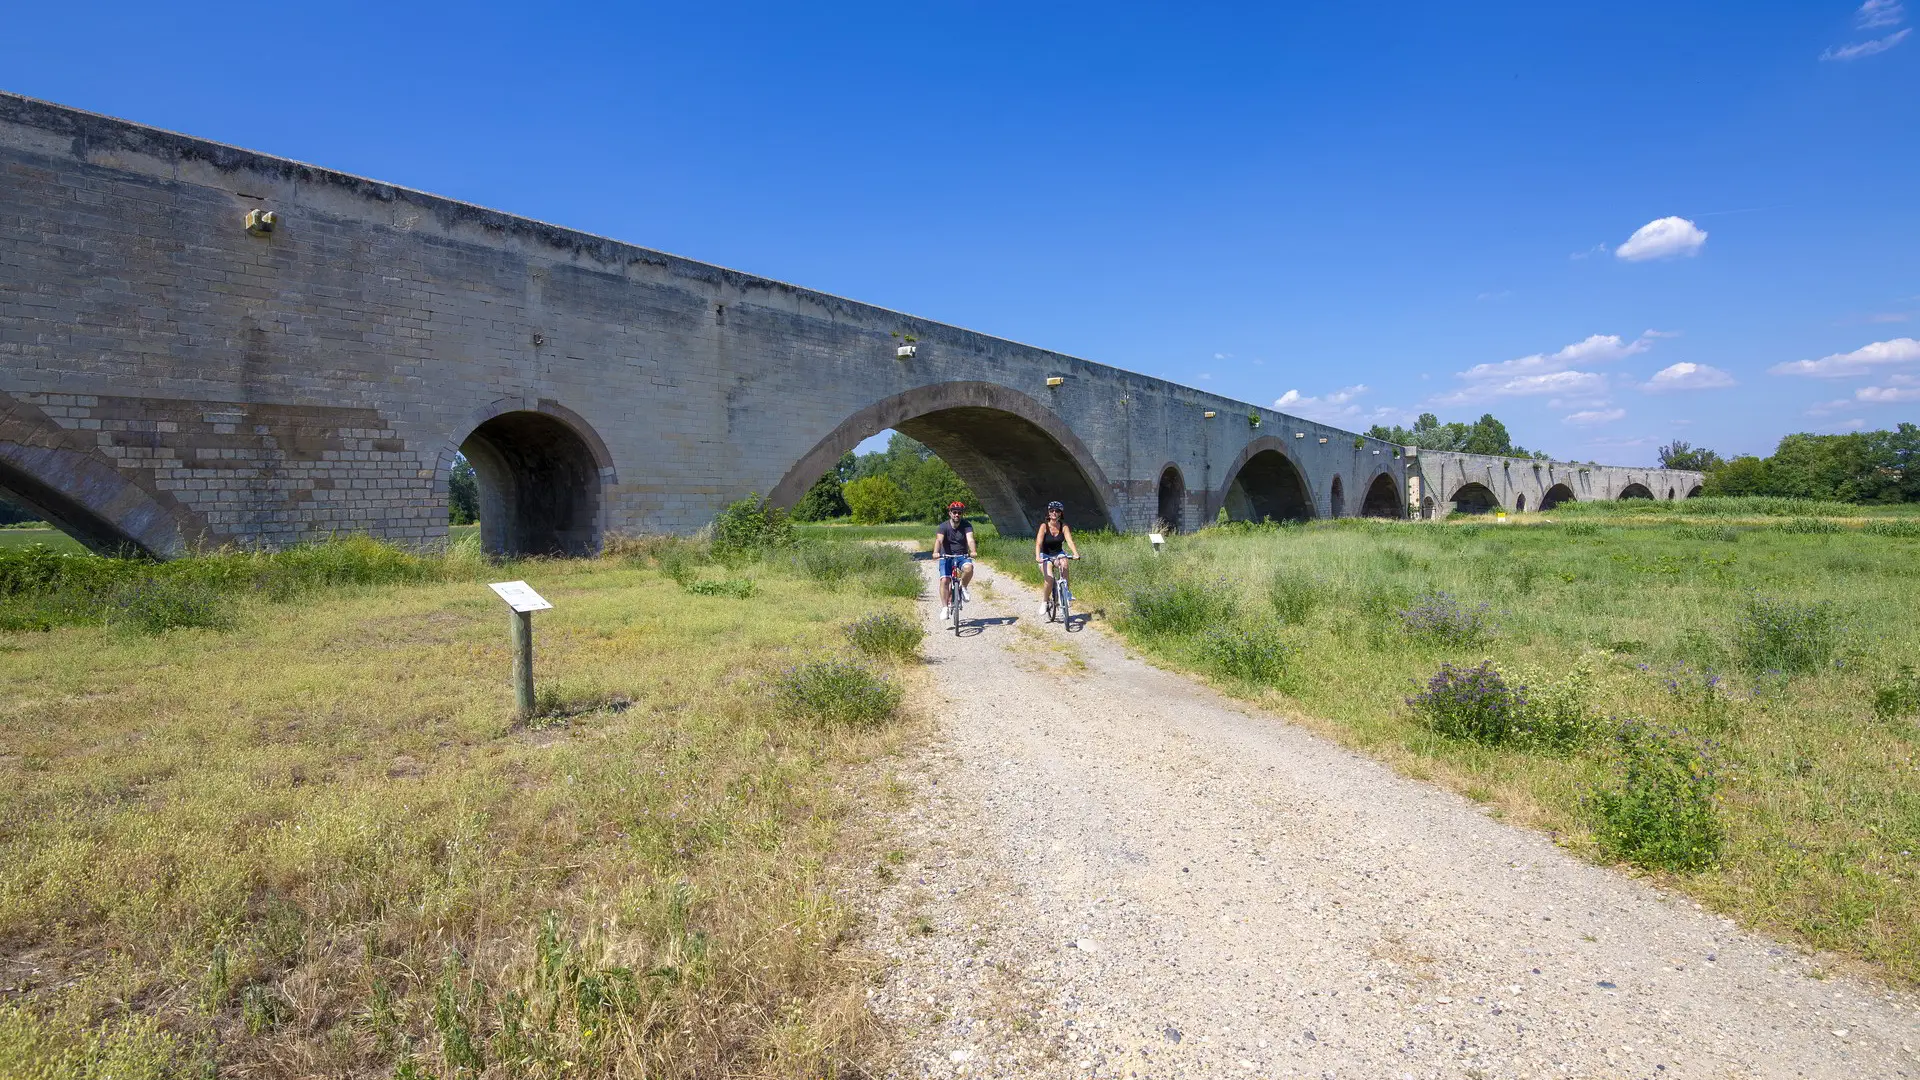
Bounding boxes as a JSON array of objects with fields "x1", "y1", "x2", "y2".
[{"x1": 938, "y1": 555, "x2": 971, "y2": 578}]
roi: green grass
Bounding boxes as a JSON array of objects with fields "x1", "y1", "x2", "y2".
[
  {"x1": 0, "y1": 536, "x2": 923, "y2": 1077},
  {"x1": 968, "y1": 505, "x2": 1920, "y2": 984},
  {"x1": 0, "y1": 529, "x2": 84, "y2": 553}
]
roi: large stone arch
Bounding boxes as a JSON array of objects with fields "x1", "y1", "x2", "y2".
[
  {"x1": 0, "y1": 390, "x2": 205, "y2": 557},
  {"x1": 1359, "y1": 471, "x2": 1402, "y2": 519},
  {"x1": 1686, "y1": 484, "x2": 1704, "y2": 498},
  {"x1": 1450, "y1": 481, "x2": 1500, "y2": 515},
  {"x1": 1156, "y1": 464, "x2": 1186, "y2": 533},
  {"x1": 447, "y1": 399, "x2": 614, "y2": 557},
  {"x1": 1216, "y1": 437, "x2": 1315, "y2": 523},
  {"x1": 1329, "y1": 474, "x2": 1346, "y2": 518},
  {"x1": 1618, "y1": 482, "x2": 1654, "y2": 500},
  {"x1": 1540, "y1": 482, "x2": 1576, "y2": 510},
  {"x1": 769, "y1": 381, "x2": 1115, "y2": 534}
]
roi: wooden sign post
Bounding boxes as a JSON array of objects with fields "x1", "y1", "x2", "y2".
[{"x1": 488, "y1": 581, "x2": 553, "y2": 719}]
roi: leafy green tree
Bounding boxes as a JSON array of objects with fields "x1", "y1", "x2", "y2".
[
  {"x1": 1366, "y1": 412, "x2": 1542, "y2": 457},
  {"x1": 848, "y1": 433, "x2": 976, "y2": 522},
  {"x1": 843, "y1": 476, "x2": 904, "y2": 524},
  {"x1": 1700, "y1": 425, "x2": 1919, "y2": 503},
  {"x1": 1657, "y1": 441, "x2": 1724, "y2": 472},
  {"x1": 791, "y1": 452, "x2": 854, "y2": 521},
  {"x1": 1702, "y1": 455, "x2": 1773, "y2": 496},
  {"x1": 448, "y1": 457, "x2": 479, "y2": 525}
]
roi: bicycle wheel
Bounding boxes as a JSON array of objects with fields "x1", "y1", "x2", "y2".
[
  {"x1": 950, "y1": 574, "x2": 963, "y2": 634},
  {"x1": 1057, "y1": 574, "x2": 1071, "y2": 627}
]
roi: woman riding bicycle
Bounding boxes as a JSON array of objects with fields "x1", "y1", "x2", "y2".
[{"x1": 1033, "y1": 501, "x2": 1080, "y2": 618}]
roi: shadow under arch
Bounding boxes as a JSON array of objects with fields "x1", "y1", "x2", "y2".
[
  {"x1": 1618, "y1": 482, "x2": 1654, "y2": 500},
  {"x1": 1450, "y1": 481, "x2": 1500, "y2": 514},
  {"x1": 1156, "y1": 464, "x2": 1186, "y2": 532},
  {"x1": 1359, "y1": 471, "x2": 1402, "y2": 518},
  {"x1": 0, "y1": 390, "x2": 202, "y2": 557},
  {"x1": 1686, "y1": 485, "x2": 1703, "y2": 498},
  {"x1": 769, "y1": 382, "x2": 1115, "y2": 534},
  {"x1": 1540, "y1": 482, "x2": 1576, "y2": 510},
  {"x1": 447, "y1": 399, "x2": 613, "y2": 557},
  {"x1": 1216, "y1": 437, "x2": 1314, "y2": 523},
  {"x1": 1329, "y1": 475, "x2": 1346, "y2": 518}
]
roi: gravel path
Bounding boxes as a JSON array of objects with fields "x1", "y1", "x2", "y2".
[{"x1": 863, "y1": 557, "x2": 1920, "y2": 1079}]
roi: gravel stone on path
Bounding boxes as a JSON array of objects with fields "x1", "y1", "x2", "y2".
[{"x1": 859, "y1": 557, "x2": 1920, "y2": 1079}]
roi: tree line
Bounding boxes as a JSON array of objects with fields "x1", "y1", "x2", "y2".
[
  {"x1": 1668, "y1": 423, "x2": 1919, "y2": 503},
  {"x1": 1365, "y1": 413, "x2": 1548, "y2": 459},
  {"x1": 792, "y1": 433, "x2": 977, "y2": 524}
]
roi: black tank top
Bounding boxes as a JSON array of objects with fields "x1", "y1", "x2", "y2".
[{"x1": 1040, "y1": 521, "x2": 1066, "y2": 555}]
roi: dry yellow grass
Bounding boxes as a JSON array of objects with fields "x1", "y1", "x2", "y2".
[{"x1": 0, "y1": 546, "x2": 923, "y2": 1078}]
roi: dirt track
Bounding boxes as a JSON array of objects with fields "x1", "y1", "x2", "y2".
[{"x1": 863, "y1": 556, "x2": 1920, "y2": 1079}]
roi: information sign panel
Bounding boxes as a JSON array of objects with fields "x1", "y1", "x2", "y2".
[{"x1": 489, "y1": 580, "x2": 553, "y2": 613}]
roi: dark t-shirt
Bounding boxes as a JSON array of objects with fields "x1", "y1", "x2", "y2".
[{"x1": 936, "y1": 518, "x2": 973, "y2": 556}]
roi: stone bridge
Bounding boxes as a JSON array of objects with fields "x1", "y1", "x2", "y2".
[
  {"x1": 1, "y1": 93, "x2": 1705, "y2": 557},
  {"x1": 1411, "y1": 451, "x2": 1704, "y2": 519}
]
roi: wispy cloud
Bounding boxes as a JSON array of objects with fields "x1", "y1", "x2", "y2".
[
  {"x1": 1458, "y1": 332, "x2": 1657, "y2": 381},
  {"x1": 1642, "y1": 362, "x2": 1737, "y2": 391},
  {"x1": 1615, "y1": 217, "x2": 1708, "y2": 261},
  {"x1": 1867, "y1": 312, "x2": 1912, "y2": 323},
  {"x1": 1563, "y1": 408, "x2": 1627, "y2": 426},
  {"x1": 1434, "y1": 331, "x2": 1669, "y2": 407},
  {"x1": 1823, "y1": 28, "x2": 1913, "y2": 59},
  {"x1": 1569, "y1": 243, "x2": 1610, "y2": 260},
  {"x1": 1769, "y1": 337, "x2": 1920, "y2": 377},
  {"x1": 1856, "y1": 384, "x2": 1920, "y2": 402},
  {"x1": 1858, "y1": 0, "x2": 1906, "y2": 29},
  {"x1": 1273, "y1": 384, "x2": 1384, "y2": 424}
]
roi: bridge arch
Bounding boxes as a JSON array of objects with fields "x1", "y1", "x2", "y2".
[
  {"x1": 0, "y1": 391, "x2": 200, "y2": 557},
  {"x1": 769, "y1": 382, "x2": 1114, "y2": 534},
  {"x1": 1540, "y1": 482, "x2": 1576, "y2": 510},
  {"x1": 1217, "y1": 438, "x2": 1314, "y2": 523},
  {"x1": 1618, "y1": 482, "x2": 1654, "y2": 500},
  {"x1": 1515, "y1": 493, "x2": 1527, "y2": 512},
  {"x1": 1156, "y1": 464, "x2": 1186, "y2": 532},
  {"x1": 449, "y1": 400, "x2": 612, "y2": 557},
  {"x1": 1450, "y1": 481, "x2": 1500, "y2": 515},
  {"x1": 1329, "y1": 475, "x2": 1346, "y2": 519},
  {"x1": 1359, "y1": 471, "x2": 1402, "y2": 518},
  {"x1": 1687, "y1": 484, "x2": 1703, "y2": 498}
]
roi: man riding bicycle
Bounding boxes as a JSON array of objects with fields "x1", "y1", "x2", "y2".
[
  {"x1": 935, "y1": 501, "x2": 977, "y2": 620},
  {"x1": 1034, "y1": 500, "x2": 1080, "y2": 618}
]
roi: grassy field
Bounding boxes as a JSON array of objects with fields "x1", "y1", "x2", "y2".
[
  {"x1": 979, "y1": 506, "x2": 1920, "y2": 984},
  {"x1": 0, "y1": 532, "x2": 926, "y2": 1078},
  {"x1": 795, "y1": 520, "x2": 1000, "y2": 543},
  {"x1": 0, "y1": 529, "x2": 84, "y2": 554}
]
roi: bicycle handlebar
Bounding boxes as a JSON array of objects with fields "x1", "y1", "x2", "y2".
[{"x1": 1036, "y1": 554, "x2": 1080, "y2": 562}]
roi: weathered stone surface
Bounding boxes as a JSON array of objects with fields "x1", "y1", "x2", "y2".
[{"x1": 0, "y1": 92, "x2": 1703, "y2": 555}]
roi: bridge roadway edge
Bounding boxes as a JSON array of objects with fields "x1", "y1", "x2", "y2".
[{"x1": 0, "y1": 92, "x2": 1701, "y2": 552}]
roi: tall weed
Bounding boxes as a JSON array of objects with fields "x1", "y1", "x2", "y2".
[
  {"x1": 1589, "y1": 720, "x2": 1724, "y2": 871},
  {"x1": 771, "y1": 658, "x2": 902, "y2": 727},
  {"x1": 1732, "y1": 595, "x2": 1841, "y2": 675}
]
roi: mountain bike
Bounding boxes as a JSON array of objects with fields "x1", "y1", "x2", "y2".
[
  {"x1": 1040, "y1": 553, "x2": 1078, "y2": 625},
  {"x1": 943, "y1": 556, "x2": 972, "y2": 635}
]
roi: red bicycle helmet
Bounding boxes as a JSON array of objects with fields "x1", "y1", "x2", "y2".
[{"x1": 947, "y1": 501, "x2": 966, "y2": 510}]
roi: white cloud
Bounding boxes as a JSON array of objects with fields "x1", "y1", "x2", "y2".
[
  {"x1": 1570, "y1": 243, "x2": 1610, "y2": 260},
  {"x1": 1858, "y1": 0, "x2": 1906, "y2": 28},
  {"x1": 1888, "y1": 372, "x2": 1920, "y2": 385},
  {"x1": 1856, "y1": 385, "x2": 1920, "y2": 402},
  {"x1": 1563, "y1": 408, "x2": 1627, "y2": 426},
  {"x1": 1805, "y1": 398, "x2": 1853, "y2": 417},
  {"x1": 1769, "y1": 336, "x2": 1920, "y2": 377},
  {"x1": 1641, "y1": 362, "x2": 1737, "y2": 391},
  {"x1": 1822, "y1": 27, "x2": 1912, "y2": 59},
  {"x1": 1274, "y1": 384, "x2": 1375, "y2": 423},
  {"x1": 1458, "y1": 332, "x2": 1656, "y2": 381},
  {"x1": 1615, "y1": 217, "x2": 1708, "y2": 261},
  {"x1": 1868, "y1": 312, "x2": 1912, "y2": 323}
]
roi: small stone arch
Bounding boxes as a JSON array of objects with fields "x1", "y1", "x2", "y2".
[
  {"x1": 1618, "y1": 482, "x2": 1655, "y2": 500},
  {"x1": 1666, "y1": 487, "x2": 1676, "y2": 500},
  {"x1": 1157, "y1": 464, "x2": 1186, "y2": 533},
  {"x1": 1540, "y1": 482, "x2": 1576, "y2": 510},
  {"x1": 1420, "y1": 495, "x2": 1437, "y2": 520},
  {"x1": 1449, "y1": 481, "x2": 1500, "y2": 515},
  {"x1": 1216, "y1": 437, "x2": 1315, "y2": 523},
  {"x1": 1329, "y1": 474, "x2": 1346, "y2": 519},
  {"x1": 1516, "y1": 493, "x2": 1527, "y2": 512},
  {"x1": 449, "y1": 399, "x2": 613, "y2": 557},
  {"x1": 1687, "y1": 484, "x2": 1704, "y2": 498},
  {"x1": 1359, "y1": 472, "x2": 1402, "y2": 518},
  {"x1": 770, "y1": 381, "x2": 1115, "y2": 534}
]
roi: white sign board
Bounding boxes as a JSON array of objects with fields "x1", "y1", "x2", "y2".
[
  {"x1": 489, "y1": 580, "x2": 553, "y2": 613},
  {"x1": 1148, "y1": 533, "x2": 1166, "y2": 545}
]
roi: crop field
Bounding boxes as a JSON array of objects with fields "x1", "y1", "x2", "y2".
[
  {"x1": 0, "y1": 531, "x2": 926, "y2": 1078},
  {"x1": 981, "y1": 502, "x2": 1920, "y2": 984}
]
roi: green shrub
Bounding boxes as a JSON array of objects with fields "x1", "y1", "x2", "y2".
[
  {"x1": 1561, "y1": 522, "x2": 1602, "y2": 537},
  {"x1": 1199, "y1": 620, "x2": 1293, "y2": 683},
  {"x1": 771, "y1": 658, "x2": 902, "y2": 727},
  {"x1": 1267, "y1": 575, "x2": 1319, "y2": 624},
  {"x1": 1123, "y1": 577, "x2": 1228, "y2": 637},
  {"x1": 1505, "y1": 659, "x2": 1603, "y2": 752},
  {"x1": 1775, "y1": 517, "x2": 1841, "y2": 535},
  {"x1": 684, "y1": 577, "x2": 756, "y2": 599},
  {"x1": 1406, "y1": 660, "x2": 1527, "y2": 744},
  {"x1": 1674, "y1": 524, "x2": 1740, "y2": 543},
  {"x1": 1863, "y1": 519, "x2": 1920, "y2": 539},
  {"x1": 105, "y1": 578, "x2": 234, "y2": 634},
  {"x1": 1590, "y1": 720, "x2": 1724, "y2": 871},
  {"x1": 1732, "y1": 594, "x2": 1841, "y2": 675},
  {"x1": 845, "y1": 611, "x2": 924, "y2": 659},
  {"x1": 1871, "y1": 665, "x2": 1920, "y2": 724},
  {"x1": 710, "y1": 495, "x2": 794, "y2": 560},
  {"x1": 1397, "y1": 591, "x2": 1495, "y2": 646},
  {"x1": 841, "y1": 477, "x2": 903, "y2": 525}
]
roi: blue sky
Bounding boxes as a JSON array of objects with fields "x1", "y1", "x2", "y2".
[{"x1": 4, "y1": 1, "x2": 1916, "y2": 464}]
